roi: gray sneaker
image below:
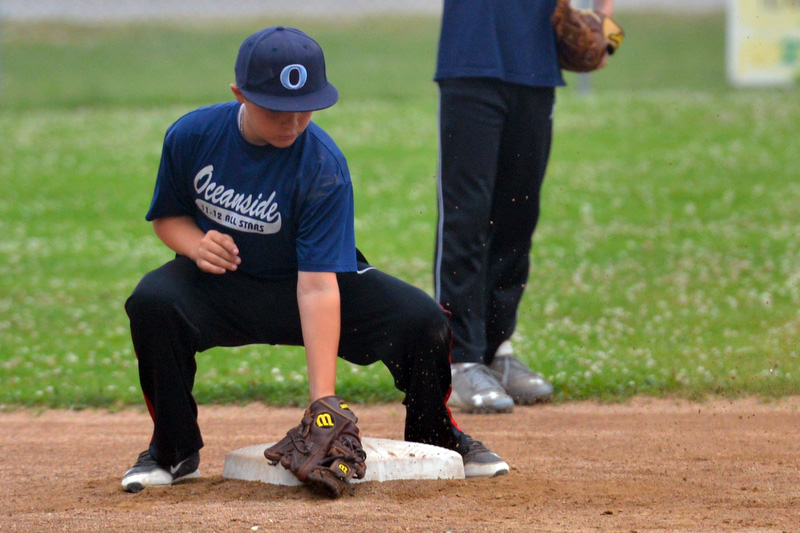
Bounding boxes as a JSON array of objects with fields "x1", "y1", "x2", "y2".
[
  {"x1": 122, "y1": 450, "x2": 201, "y2": 493},
  {"x1": 488, "y1": 343, "x2": 552, "y2": 404},
  {"x1": 460, "y1": 434, "x2": 509, "y2": 478},
  {"x1": 449, "y1": 363, "x2": 514, "y2": 414}
]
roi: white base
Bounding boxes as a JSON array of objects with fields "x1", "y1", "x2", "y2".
[{"x1": 223, "y1": 437, "x2": 465, "y2": 486}]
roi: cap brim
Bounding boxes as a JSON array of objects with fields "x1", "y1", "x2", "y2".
[{"x1": 241, "y1": 84, "x2": 339, "y2": 112}]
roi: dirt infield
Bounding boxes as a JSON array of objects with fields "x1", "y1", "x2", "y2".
[{"x1": 2, "y1": 397, "x2": 799, "y2": 531}]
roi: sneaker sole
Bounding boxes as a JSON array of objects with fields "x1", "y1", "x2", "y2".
[
  {"x1": 173, "y1": 470, "x2": 202, "y2": 484},
  {"x1": 122, "y1": 482, "x2": 147, "y2": 494},
  {"x1": 122, "y1": 470, "x2": 201, "y2": 493},
  {"x1": 448, "y1": 391, "x2": 514, "y2": 414},
  {"x1": 464, "y1": 461, "x2": 510, "y2": 478},
  {"x1": 511, "y1": 393, "x2": 552, "y2": 405}
]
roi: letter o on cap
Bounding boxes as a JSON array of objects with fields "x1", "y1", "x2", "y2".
[{"x1": 280, "y1": 64, "x2": 308, "y2": 90}]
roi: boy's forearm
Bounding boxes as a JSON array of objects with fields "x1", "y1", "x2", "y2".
[
  {"x1": 153, "y1": 215, "x2": 241, "y2": 274},
  {"x1": 152, "y1": 215, "x2": 206, "y2": 260},
  {"x1": 297, "y1": 271, "x2": 341, "y2": 402}
]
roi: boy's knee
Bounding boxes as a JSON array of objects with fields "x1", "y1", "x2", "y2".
[
  {"x1": 409, "y1": 300, "x2": 451, "y2": 351},
  {"x1": 125, "y1": 276, "x2": 179, "y2": 322},
  {"x1": 430, "y1": 306, "x2": 451, "y2": 345}
]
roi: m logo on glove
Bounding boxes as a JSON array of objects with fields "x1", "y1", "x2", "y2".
[{"x1": 316, "y1": 413, "x2": 334, "y2": 428}]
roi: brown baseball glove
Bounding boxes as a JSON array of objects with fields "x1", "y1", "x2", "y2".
[
  {"x1": 264, "y1": 395, "x2": 367, "y2": 498},
  {"x1": 551, "y1": 0, "x2": 624, "y2": 73}
]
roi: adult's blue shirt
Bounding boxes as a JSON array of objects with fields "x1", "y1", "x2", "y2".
[
  {"x1": 435, "y1": 0, "x2": 565, "y2": 87},
  {"x1": 147, "y1": 102, "x2": 357, "y2": 279}
]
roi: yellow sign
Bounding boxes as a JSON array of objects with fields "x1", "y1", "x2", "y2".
[{"x1": 727, "y1": 0, "x2": 800, "y2": 85}]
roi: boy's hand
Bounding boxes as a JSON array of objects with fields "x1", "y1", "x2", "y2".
[
  {"x1": 195, "y1": 230, "x2": 241, "y2": 274},
  {"x1": 152, "y1": 216, "x2": 241, "y2": 275}
]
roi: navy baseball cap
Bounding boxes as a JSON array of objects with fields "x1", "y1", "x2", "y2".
[{"x1": 235, "y1": 26, "x2": 338, "y2": 112}]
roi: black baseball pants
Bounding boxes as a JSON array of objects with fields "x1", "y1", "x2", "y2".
[
  {"x1": 434, "y1": 78, "x2": 555, "y2": 365},
  {"x1": 125, "y1": 254, "x2": 464, "y2": 467}
]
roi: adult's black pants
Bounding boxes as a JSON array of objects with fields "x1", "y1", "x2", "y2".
[{"x1": 434, "y1": 78, "x2": 555, "y2": 364}]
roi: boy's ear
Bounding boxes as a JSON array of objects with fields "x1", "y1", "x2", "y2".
[{"x1": 230, "y1": 84, "x2": 246, "y2": 103}]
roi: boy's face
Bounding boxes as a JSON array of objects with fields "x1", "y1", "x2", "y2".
[{"x1": 231, "y1": 85, "x2": 313, "y2": 148}]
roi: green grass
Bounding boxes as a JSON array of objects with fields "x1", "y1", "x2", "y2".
[
  {"x1": 1, "y1": 12, "x2": 799, "y2": 408},
  {"x1": 0, "y1": 16, "x2": 442, "y2": 110}
]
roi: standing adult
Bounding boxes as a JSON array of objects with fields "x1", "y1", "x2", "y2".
[{"x1": 434, "y1": 0, "x2": 614, "y2": 413}]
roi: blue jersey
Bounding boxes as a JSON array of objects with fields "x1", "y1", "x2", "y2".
[
  {"x1": 435, "y1": 0, "x2": 564, "y2": 87},
  {"x1": 146, "y1": 101, "x2": 357, "y2": 279}
]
